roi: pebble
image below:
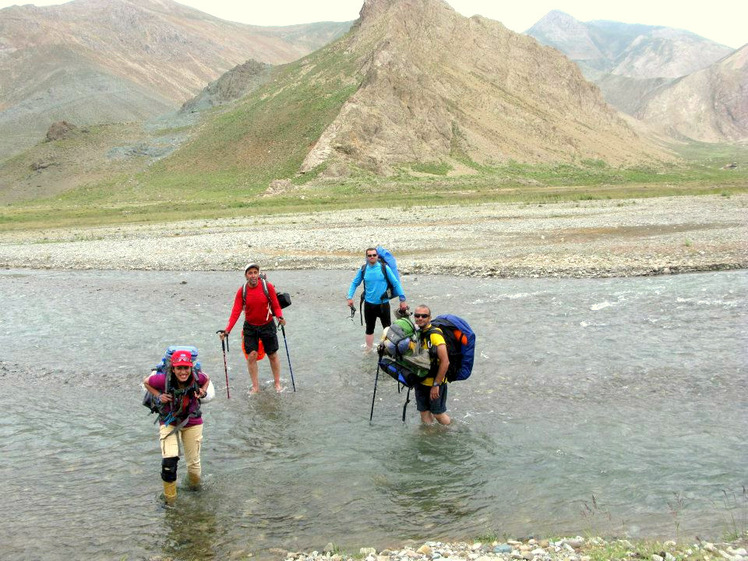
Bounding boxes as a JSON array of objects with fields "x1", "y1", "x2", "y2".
[
  {"x1": 1, "y1": 196, "x2": 745, "y2": 278},
  {"x1": 284, "y1": 537, "x2": 748, "y2": 561}
]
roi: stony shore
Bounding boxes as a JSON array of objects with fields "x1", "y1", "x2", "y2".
[
  {"x1": 0, "y1": 195, "x2": 746, "y2": 277},
  {"x1": 280, "y1": 536, "x2": 748, "y2": 561}
]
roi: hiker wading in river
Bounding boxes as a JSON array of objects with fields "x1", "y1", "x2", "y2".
[
  {"x1": 414, "y1": 305, "x2": 451, "y2": 426},
  {"x1": 347, "y1": 247, "x2": 408, "y2": 352},
  {"x1": 142, "y1": 348, "x2": 210, "y2": 504},
  {"x1": 220, "y1": 263, "x2": 286, "y2": 394}
]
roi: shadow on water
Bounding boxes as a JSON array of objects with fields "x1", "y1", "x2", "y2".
[{"x1": 0, "y1": 269, "x2": 746, "y2": 559}]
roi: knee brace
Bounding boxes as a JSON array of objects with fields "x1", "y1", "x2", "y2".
[{"x1": 161, "y1": 456, "x2": 179, "y2": 482}]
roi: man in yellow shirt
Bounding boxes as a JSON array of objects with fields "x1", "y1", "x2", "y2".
[{"x1": 413, "y1": 305, "x2": 451, "y2": 425}]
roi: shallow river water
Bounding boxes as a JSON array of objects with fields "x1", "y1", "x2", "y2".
[{"x1": 1, "y1": 269, "x2": 746, "y2": 560}]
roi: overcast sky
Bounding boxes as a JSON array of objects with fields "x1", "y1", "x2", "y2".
[{"x1": 1, "y1": 0, "x2": 745, "y2": 48}]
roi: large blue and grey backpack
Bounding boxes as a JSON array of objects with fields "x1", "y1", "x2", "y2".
[{"x1": 424, "y1": 315, "x2": 476, "y2": 382}]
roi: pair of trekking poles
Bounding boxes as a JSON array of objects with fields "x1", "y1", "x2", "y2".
[{"x1": 216, "y1": 320, "x2": 296, "y2": 398}]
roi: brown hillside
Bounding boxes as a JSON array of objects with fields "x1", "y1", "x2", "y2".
[
  {"x1": 0, "y1": 0, "x2": 351, "y2": 161},
  {"x1": 302, "y1": 0, "x2": 664, "y2": 176},
  {"x1": 636, "y1": 46, "x2": 748, "y2": 143}
]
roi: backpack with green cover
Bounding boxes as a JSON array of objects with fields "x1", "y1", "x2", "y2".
[{"x1": 378, "y1": 316, "x2": 431, "y2": 388}]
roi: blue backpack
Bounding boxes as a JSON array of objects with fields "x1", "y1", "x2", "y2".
[
  {"x1": 374, "y1": 246, "x2": 400, "y2": 300},
  {"x1": 426, "y1": 315, "x2": 476, "y2": 382}
]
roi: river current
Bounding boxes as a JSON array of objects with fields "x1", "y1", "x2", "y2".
[{"x1": 1, "y1": 269, "x2": 746, "y2": 560}]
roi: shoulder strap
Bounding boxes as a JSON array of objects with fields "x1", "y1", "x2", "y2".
[
  {"x1": 420, "y1": 325, "x2": 443, "y2": 348},
  {"x1": 164, "y1": 361, "x2": 172, "y2": 394},
  {"x1": 259, "y1": 274, "x2": 275, "y2": 317},
  {"x1": 243, "y1": 278, "x2": 274, "y2": 315},
  {"x1": 359, "y1": 264, "x2": 366, "y2": 325},
  {"x1": 380, "y1": 260, "x2": 394, "y2": 291}
]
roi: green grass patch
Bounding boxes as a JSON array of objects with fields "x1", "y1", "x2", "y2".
[{"x1": 2, "y1": 132, "x2": 747, "y2": 231}]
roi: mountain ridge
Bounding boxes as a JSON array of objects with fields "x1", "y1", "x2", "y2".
[{"x1": 0, "y1": 0, "x2": 352, "y2": 160}]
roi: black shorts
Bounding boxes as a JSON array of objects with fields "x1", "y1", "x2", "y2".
[
  {"x1": 242, "y1": 321, "x2": 279, "y2": 355},
  {"x1": 415, "y1": 383, "x2": 448, "y2": 414},
  {"x1": 363, "y1": 301, "x2": 391, "y2": 335}
]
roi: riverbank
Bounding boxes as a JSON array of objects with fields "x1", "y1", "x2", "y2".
[
  {"x1": 283, "y1": 536, "x2": 748, "y2": 561},
  {"x1": 0, "y1": 195, "x2": 745, "y2": 277}
]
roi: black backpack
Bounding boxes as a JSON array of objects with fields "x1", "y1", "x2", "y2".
[{"x1": 242, "y1": 274, "x2": 292, "y2": 311}]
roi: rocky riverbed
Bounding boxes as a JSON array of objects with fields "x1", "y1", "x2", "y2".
[
  {"x1": 0, "y1": 195, "x2": 746, "y2": 277},
  {"x1": 280, "y1": 537, "x2": 748, "y2": 561}
]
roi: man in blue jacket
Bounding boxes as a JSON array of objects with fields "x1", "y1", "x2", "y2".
[{"x1": 347, "y1": 247, "x2": 408, "y2": 352}]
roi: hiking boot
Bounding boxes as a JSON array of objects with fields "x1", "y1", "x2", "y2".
[
  {"x1": 163, "y1": 481, "x2": 177, "y2": 504},
  {"x1": 187, "y1": 473, "x2": 201, "y2": 490}
]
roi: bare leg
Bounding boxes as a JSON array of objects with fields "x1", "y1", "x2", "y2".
[
  {"x1": 246, "y1": 351, "x2": 260, "y2": 393},
  {"x1": 268, "y1": 352, "x2": 283, "y2": 391},
  {"x1": 433, "y1": 413, "x2": 451, "y2": 425},
  {"x1": 365, "y1": 333, "x2": 374, "y2": 351},
  {"x1": 420, "y1": 411, "x2": 435, "y2": 424}
]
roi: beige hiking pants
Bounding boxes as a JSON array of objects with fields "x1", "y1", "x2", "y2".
[{"x1": 159, "y1": 423, "x2": 203, "y2": 478}]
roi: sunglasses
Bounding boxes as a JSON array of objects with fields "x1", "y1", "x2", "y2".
[
  {"x1": 366, "y1": 254, "x2": 377, "y2": 257},
  {"x1": 414, "y1": 313, "x2": 429, "y2": 318}
]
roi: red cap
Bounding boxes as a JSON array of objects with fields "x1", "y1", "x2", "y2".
[{"x1": 171, "y1": 349, "x2": 193, "y2": 367}]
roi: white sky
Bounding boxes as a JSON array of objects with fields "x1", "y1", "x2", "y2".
[{"x1": 1, "y1": 0, "x2": 745, "y2": 48}]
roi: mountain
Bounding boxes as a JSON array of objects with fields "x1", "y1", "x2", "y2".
[
  {"x1": 302, "y1": 0, "x2": 664, "y2": 175},
  {"x1": 0, "y1": 0, "x2": 352, "y2": 161},
  {"x1": 526, "y1": 10, "x2": 735, "y2": 115},
  {"x1": 0, "y1": 0, "x2": 669, "y2": 203},
  {"x1": 636, "y1": 46, "x2": 748, "y2": 142}
]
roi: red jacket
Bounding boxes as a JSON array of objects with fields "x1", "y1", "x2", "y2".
[{"x1": 225, "y1": 281, "x2": 283, "y2": 333}]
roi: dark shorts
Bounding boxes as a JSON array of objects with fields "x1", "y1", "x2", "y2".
[
  {"x1": 242, "y1": 320, "x2": 279, "y2": 355},
  {"x1": 414, "y1": 383, "x2": 448, "y2": 415},
  {"x1": 363, "y1": 301, "x2": 391, "y2": 335}
]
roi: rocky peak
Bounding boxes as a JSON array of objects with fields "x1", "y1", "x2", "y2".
[
  {"x1": 526, "y1": 10, "x2": 603, "y2": 61},
  {"x1": 301, "y1": 0, "x2": 662, "y2": 175}
]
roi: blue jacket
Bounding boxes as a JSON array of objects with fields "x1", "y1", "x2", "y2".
[{"x1": 347, "y1": 262, "x2": 405, "y2": 304}]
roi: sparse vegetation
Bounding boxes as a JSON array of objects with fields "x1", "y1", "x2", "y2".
[{"x1": 1, "y1": 146, "x2": 746, "y2": 231}]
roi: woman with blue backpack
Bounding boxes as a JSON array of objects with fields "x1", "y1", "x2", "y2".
[{"x1": 142, "y1": 348, "x2": 211, "y2": 505}]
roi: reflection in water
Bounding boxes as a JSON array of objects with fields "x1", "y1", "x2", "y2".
[{"x1": 0, "y1": 269, "x2": 745, "y2": 559}]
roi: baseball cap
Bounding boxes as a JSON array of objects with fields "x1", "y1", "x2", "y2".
[
  {"x1": 171, "y1": 349, "x2": 193, "y2": 367},
  {"x1": 244, "y1": 262, "x2": 259, "y2": 273}
]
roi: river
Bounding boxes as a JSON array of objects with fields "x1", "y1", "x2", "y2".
[{"x1": 1, "y1": 269, "x2": 746, "y2": 560}]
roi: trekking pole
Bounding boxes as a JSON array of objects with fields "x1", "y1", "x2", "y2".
[
  {"x1": 280, "y1": 324, "x2": 296, "y2": 392},
  {"x1": 217, "y1": 330, "x2": 230, "y2": 399}
]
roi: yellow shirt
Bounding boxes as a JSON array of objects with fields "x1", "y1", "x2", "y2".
[{"x1": 420, "y1": 325, "x2": 446, "y2": 386}]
